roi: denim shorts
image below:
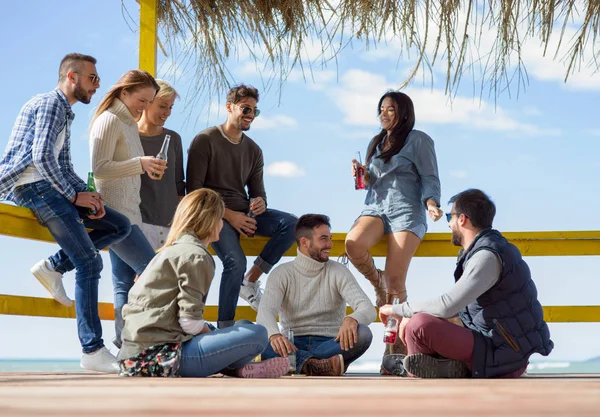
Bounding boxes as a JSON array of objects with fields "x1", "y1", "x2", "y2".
[{"x1": 358, "y1": 208, "x2": 427, "y2": 239}]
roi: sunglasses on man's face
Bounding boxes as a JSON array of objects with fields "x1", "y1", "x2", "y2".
[
  {"x1": 238, "y1": 105, "x2": 260, "y2": 117},
  {"x1": 446, "y1": 212, "x2": 462, "y2": 222},
  {"x1": 74, "y1": 72, "x2": 100, "y2": 85}
]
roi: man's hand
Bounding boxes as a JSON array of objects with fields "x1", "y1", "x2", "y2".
[
  {"x1": 426, "y1": 199, "x2": 443, "y2": 222},
  {"x1": 74, "y1": 192, "x2": 106, "y2": 219},
  {"x1": 249, "y1": 197, "x2": 266, "y2": 216},
  {"x1": 225, "y1": 209, "x2": 257, "y2": 237},
  {"x1": 269, "y1": 334, "x2": 297, "y2": 358},
  {"x1": 378, "y1": 304, "x2": 396, "y2": 326},
  {"x1": 334, "y1": 317, "x2": 358, "y2": 351},
  {"x1": 399, "y1": 317, "x2": 410, "y2": 345}
]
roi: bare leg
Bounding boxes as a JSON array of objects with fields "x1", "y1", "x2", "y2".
[
  {"x1": 344, "y1": 216, "x2": 386, "y2": 306},
  {"x1": 382, "y1": 230, "x2": 421, "y2": 358}
]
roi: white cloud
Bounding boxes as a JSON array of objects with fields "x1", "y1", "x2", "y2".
[
  {"x1": 322, "y1": 69, "x2": 561, "y2": 136},
  {"x1": 265, "y1": 161, "x2": 305, "y2": 177},
  {"x1": 449, "y1": 170, "x2": 468, "y2": 179},
  {"x1": 252, "y1": 115, "x2": 298, "y2": 130},
  {"x1": 585, "y1": 129, "x2": 600, "y2": 137},
  {"x1": 157, "y1": 57, "x2": 186, "y2": 81}
]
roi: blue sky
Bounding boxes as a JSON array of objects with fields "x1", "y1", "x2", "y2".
[{"x1": 0, "y1": 0, "x2": 598, "y2": 364}]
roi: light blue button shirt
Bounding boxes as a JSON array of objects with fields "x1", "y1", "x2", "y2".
[{"x1": 360, "y1": 130, "x2": 441, "y2": 238}]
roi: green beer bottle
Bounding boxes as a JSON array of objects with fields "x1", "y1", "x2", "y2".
[
  {"x1": 86, "y1": 172, "x2": 97, "y2": 192},
  {"x1": 86, "y1": 172, "x2": 97, "y2": 215}
]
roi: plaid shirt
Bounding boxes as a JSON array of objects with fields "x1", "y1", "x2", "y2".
[{"x1": 0, "y1": 88, "x2": 86, "y2": 202}]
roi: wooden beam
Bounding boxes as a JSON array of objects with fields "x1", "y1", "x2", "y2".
[
  {"x1": 1, "y1": 294, "x2": 599, "y2": 323},
  {"x1": 139, "y1": 0, "x2": 157, "y2": 75},
  {"x1": 3, "y1": 203, "x2": 600, "y2": 257}
]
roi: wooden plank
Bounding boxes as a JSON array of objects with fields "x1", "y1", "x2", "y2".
[
  {"x1": 138, "y1": 0, "x2": 157, "y2": 75},
  {"x1": 1, "y1": 294, "x2": 599, "y2": 323},
  {"x1": 0, "y1": 373, "x2": 599, "y2": 417},
  {"x1": 3, "y1": 203, "x2": 600, "y2": 257}
]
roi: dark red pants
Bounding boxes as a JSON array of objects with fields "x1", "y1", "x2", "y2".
[{"x1": 404, "y1": 313, "x2": 526, "y2": 378}]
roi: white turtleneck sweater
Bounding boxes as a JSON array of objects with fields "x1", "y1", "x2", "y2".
[
  {"x1": 90, "y1": 99, "x2": 145, "y2": 224},
  {"x1": 257, "y1": 251, "x2": 376, "y2": 338}
]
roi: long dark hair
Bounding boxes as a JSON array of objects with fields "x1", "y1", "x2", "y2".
[{"x1": 366, "y1": 91, "x2": 415, "y2": 165}]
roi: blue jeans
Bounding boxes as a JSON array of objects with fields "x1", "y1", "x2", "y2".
[
  {"x1": 12, "y1": 180, "x2": 131, "y2": 353},
  {"x1": 212, "y1": 208, "x2": 297, "y2": 328},
  {"x1": 261, "y1": 324, "x2": 373, "y2": 374},
  {"x1": 179, "y1": 320, "x2": 268, "y2": 377},
  {"x1": 108, "y1": 225, "x2": 156, "y2": 345}
]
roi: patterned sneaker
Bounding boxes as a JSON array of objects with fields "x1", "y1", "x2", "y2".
[
  {"x1": 236, "y1": 357, "x2": 289, "y2": 378},
  {"x1": 302, "y1": 354, "x2": 345, "y2": 376},
  {"x1": 239, "y1": 279, "x2": 263, "y2": 311},
  {"x1": 403, "y1": 354, "x2": 471, "y2": 378},
  {"x1": 30, "y1": 259, "x2": 73, "y2": 307},
  {"x1": 381, "y1": 354, "x2": 408, "y2": 376}
]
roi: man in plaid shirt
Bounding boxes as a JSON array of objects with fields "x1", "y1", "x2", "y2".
[{"x1": 0, "y1": 53, "x2": 131, "y2": 373}]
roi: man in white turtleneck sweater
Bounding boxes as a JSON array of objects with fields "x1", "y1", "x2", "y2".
[{"x1": 257, "y1": 214, "x2": 376, "y2": 376}]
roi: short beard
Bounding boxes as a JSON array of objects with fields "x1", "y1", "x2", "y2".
[
  {"x1": 73, "y1": 83, "x2": 91, "y2": 104},
  {"x1": 307, "y1": 243, "x2": 328, "y2": 263},
  {"x1": 451, "y1": 230, "x2": 463, "y2": 247},
  {"x1": 237, "y1": 121, "x2": 250, "y2": 132}
]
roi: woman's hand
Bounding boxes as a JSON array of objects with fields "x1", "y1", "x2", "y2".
[
  {"x1": 141, "y1": 156, "x2": 167, "y2": 180},
  {"x1": 351, "y1": 159, "x2": 370, "y2": 186},
  {"x1": 426, "y1": 199, "x2": 443, "y2": 222}
]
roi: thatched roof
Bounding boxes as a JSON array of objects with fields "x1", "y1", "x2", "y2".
[{"x1": 130, "y1": 0, "x2": 600, "y2": 100}]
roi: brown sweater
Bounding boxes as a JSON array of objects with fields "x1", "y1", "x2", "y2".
[{"x1": 186, "y1": 126, "x2": 266, "y2": 212}]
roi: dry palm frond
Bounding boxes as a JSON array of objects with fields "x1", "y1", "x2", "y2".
[{"x1": 125, "y1": 0, "x2": 600, "y2": 104}]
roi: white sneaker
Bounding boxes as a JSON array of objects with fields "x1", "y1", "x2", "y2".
[
  {"x1": 239, "y1": 279, "x2": 263, "y2": 311},
  {"x1": 80, "y1": 347, "x2": 119, "y2": 373},
  {"x1": 30, "y1": 259, "x2": 73, "y2": 307}
]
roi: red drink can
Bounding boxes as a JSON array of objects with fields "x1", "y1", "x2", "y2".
[
  {"x1": 383, "y1": 329, "x2": 397, "y2": 344},
  {"x1": 355, "y1": 166, "x2": 365, "y2": 190}
]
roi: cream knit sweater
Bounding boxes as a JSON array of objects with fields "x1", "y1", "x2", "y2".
[
  {"x1": 90, "y1": 99, "x2": 145, "y2": 224},
  {"x1": 256, "y1": 251, "x2": 377, "y2": 338}
]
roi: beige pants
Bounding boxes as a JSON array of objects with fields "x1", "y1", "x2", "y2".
[{"x1": 139, "y1": 222, "x2": 170, "y2": 251}]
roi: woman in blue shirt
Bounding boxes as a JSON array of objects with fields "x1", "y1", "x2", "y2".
[{"x1": 345, "y1": 91, "x2": 443, "y2": 356}]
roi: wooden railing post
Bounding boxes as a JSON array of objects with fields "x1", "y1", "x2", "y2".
[{"x1": 139, "y1": 0, "x2": 158, "y2": 75}]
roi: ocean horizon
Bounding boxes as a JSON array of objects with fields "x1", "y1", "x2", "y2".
[{"x1": 1, "y1": 358, "x2": 599, "y2": 374}]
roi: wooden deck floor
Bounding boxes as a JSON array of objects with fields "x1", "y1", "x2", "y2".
[{"x1": 1, "y1": 373, "x2": 599, "y2": 416}]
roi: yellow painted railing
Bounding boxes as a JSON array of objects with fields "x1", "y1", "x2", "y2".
[{"x1": 1, "y1": 202, "x2": 600, "y2": 323}]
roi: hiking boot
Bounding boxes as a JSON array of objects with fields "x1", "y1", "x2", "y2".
[
  {"x1": 381, "y1": 354, "x2": 408, "y2": 376},
  {"x1": 302, "y1": 354, "x2": 344, "y2": 376},
  {"x1": 80, "y1": 347, "x2": 119, "y2": 374},
  {"x1": 30, "y1": 259, "x2": 73, "y2": 307},
  {"x1": 235, "y1": 357, "x2": 289, "y2": 378},
  {"x1": 403, "y1": 353, "x2": 471, "y2": 378},
  {"x1": 239, "y1": 279, "x2": 263, "y2": 311}
]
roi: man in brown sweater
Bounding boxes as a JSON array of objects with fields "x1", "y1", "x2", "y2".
[{"x1": 186, "y1": 84, "x2": 297, "y2": 328}]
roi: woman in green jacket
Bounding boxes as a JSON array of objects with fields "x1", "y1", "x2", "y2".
[{"x1": 117, "y1": 188, "x2": 288, "y2": 378}]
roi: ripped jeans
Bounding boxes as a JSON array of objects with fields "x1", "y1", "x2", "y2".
[{"x1": 13, "y1": 180, "x2": 131, "y2": 353}]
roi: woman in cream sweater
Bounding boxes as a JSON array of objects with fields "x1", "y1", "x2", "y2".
[{"x1": 90, "y1": 69, "x2": 167, "y2": 348}]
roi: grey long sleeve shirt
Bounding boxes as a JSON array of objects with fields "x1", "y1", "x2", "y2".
[{"x1": 392, "y1": 250, "x2": 501, "y2": 318}]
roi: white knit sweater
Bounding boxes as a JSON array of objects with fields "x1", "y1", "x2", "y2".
[
  {"x1": 90, "y1": 99, "x2": 145, "y2": 224},
  {"x1": 256, "y1": 251, "x2": 376, "y2": 338}
]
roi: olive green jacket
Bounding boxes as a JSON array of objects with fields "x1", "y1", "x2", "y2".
[{"x1": 117, "y1": 232, "x2": 215, "y2": 360}]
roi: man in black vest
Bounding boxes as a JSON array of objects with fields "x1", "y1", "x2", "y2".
[{"x1": 378, "y1": 189, "x2": 553, "y2": 378}]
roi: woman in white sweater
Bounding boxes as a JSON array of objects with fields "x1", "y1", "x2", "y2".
[{"x1": 90, "y1": 69, "x2": 167, "y2": 348}]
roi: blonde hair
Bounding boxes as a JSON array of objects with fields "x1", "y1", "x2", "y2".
[
  {"x1": 159, "y1": 189, "x2": 225, "y2": 251},
  {"x1": 155, "y1": 79, "x2": 179, "y2": 101},
  {"x1": 92, "y1": 69, "x2": 159, "y2": 123}
]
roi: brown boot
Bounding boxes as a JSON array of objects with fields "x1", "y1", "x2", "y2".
[
  {"x1": 301, "y1": 354, "x2": 344, "y2": 376},
  {"x1": 343, "y1": 252, "x2": 387, "y2": 307}
]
